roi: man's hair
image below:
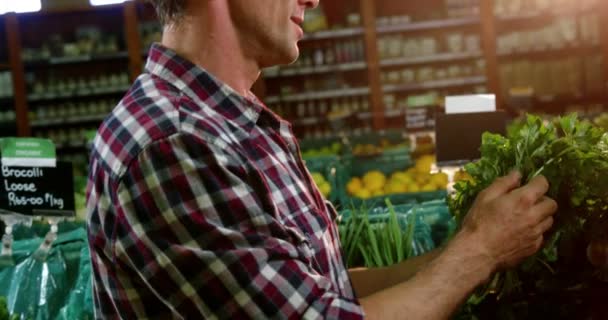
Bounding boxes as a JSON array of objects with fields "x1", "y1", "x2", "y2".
[{"x1": 148, "y1": 0, "x2": 186, "y2": 26}]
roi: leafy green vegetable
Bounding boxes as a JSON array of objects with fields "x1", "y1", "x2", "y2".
[
  {"x1": 338, "y1": 199, "x2": 423, "y2": 268},
  {"x1": 449, "y1": 114, "x2": 608, "y2": 316}
]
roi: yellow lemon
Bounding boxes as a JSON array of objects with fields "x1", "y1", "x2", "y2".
[
  {"x1": 371, "y1": 189, "x2": 384, "y2": 197},
  {"x1": 319, "y1": 182, "x2": 331, "y2": 198},
  {"x1": 347, "y1": 177, "x2": 363, "y2": 195},
  {"x1": 362, "y1": 171, "x2": 386, "y2": 192},
  {"x1": 431, "y1": 172, "x2": 449, "y2": 189},
  {"x1": 421, "y1": 184, "x2": 437, "y2": 192},
  {"x1": 355, "y1": 188, "x2": 372, "y2": 199},
  {"x1": 408, "y1": 183, "x2": 420, "y2": 193},
  {"x1": 311, "y1": 172, "x2": 326, "y2": 186}
]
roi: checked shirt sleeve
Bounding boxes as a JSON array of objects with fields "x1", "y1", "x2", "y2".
[{"x1": 111, "y1": 132, "x2": 364, "y2": 319}]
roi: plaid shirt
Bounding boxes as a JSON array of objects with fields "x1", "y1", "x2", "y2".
[{"x1": 86, "y1": 44, "x2": 364, "y2": 319}]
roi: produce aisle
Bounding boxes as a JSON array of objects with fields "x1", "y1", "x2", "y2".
[{"x1": 0, "y1": 0, "x2": 607, "y2": 319}]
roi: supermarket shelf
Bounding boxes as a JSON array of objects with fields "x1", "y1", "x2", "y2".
[
  {"x1": 266, "y1": 87, "x2": 370, "y2": 104},
  {"x1": 55, "y1": 141, "x2": 88, "y2": 151},
  {"x1": 508, "y1": 92, "x2": 607, "y2": 114},
  {"x1": 382, "y1": 76, "x2": 486, "y2": 93},
  {"x1": 24, "y1": 51, "x2": 129, "y2": 67},
  {"x1": 28, "y1": 86, "x2": 129, "y2": 102},
  {"x1": 498, "y1": 44, "x2": 601, "y2": 60},
  {"x1": 293, "y1": 116, "x2": 325, "y2": 126},
  {"x1": 377, "y1": 17, "x2": 480, "y2": 34},
  {"x1": 0, "y1": 96, "x2": 14, "y2": 104},
  {"x1": 380, "y1": 51, "x2": 483, "y2": 68},
  {"x1": 0, "y1": 122, "x2": 17, "y2": 136},
  {"x1": 356, "y1": 107, "x2": 437, "y2": 120},
  {"x1": 301, "y1": 27, "x2": 364, "y2": 41},
  {"x1": 263, "y1": 61, "x2": 367, "y2": 78},
  {"x1": 498, "y1": 5, "x2": 599, "y2": 23},
  {"x1": 30, "y1": 114, "x2": 108, "y2": 128}
]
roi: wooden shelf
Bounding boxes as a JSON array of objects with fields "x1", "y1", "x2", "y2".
[
  {"x1": 24, "y1": 52, "x2": 129, "y2": 67},
  {"x1": 293, "y1": 116, "x2": 325, "y2": 126},
  {"x1": 30, "y1": 114, "x2": 108, "y2": 128},
  {"x1": 266, "y1": 87, "x2": 370, "y2": 104},
  {"x1": 376, "y1": 17, "x2": 480, "y2": 34},
  {"x1": 1, "y1": 0, "x2": 607, "y2": 139},
  {"x1": 300, "y1": 27, "x2": 364, "y2": 41},
  {"x1": 380, "y1": 51, "x2": 483, "y2": 68},
  {"x1": 263, "y1": 61, "x2": 367, "y2": 78},
  {"x1": 498, "y1": 44, "x2": 601, "y2": 60},
  {"x1": 497, "y1": 5, "x2": 599, "y2": 23},
  {"x1": 382, "y1": 76, "x2": 486, "y2": 93},
  {"x1": 28, "y1": 86, "x2": 129, "y2": 103}
]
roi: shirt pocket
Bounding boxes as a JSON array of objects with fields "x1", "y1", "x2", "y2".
[{"x1": 279, "y1": 205, "x2": 330, "y2": 260}]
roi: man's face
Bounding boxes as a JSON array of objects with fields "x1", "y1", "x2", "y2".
[{"x1": 228, "y1": 0, "x2": 319, "y2": 68}]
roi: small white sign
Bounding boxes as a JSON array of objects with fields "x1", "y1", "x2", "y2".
[{"x1": 446, "y1": 94, "x2": 496, "y2": 114}]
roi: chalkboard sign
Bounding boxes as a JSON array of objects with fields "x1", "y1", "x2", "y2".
[
  {"x1": 435, "y1": 111, "x2": 507, "y2": 166},
  {"x1": 0, "y1": 162, "x2": 75, "y2": 216}
]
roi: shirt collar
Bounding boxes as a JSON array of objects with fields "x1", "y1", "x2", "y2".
[{"x1": 145, "y1": 43, "x2": 285, "y2": 133}]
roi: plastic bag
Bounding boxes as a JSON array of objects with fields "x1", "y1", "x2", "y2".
[{"x1": 0, "y1": 222, "x2": 93, "y2": 320}]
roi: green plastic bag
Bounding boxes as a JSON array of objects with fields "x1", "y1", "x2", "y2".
[{"x1": 0, "y1": 222, "x2": 93, "y2": 320}]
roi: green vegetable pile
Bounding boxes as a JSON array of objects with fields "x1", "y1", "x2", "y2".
[
  {"x1": 339, "y1": 200, "x2": 420, "y2": 268},
  {"x1": 449, "y1": 114, "x2": 608, "y2": 318}
]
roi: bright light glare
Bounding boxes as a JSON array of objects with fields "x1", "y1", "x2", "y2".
[
  {"x1": 89, "y1": 0, "x2": 129, "y2": 5},
  {"x1": 0, "y1": 0, "x2": 41, "y2": 14}
]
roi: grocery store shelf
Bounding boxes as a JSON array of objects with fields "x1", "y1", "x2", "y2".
[
  {"x1": 382, "y1": 76, "x2": 486, "y2": 93},
  {"x1": 498, "y1": 5, "x2": 599, "y2": 23},
  {"x1": 28, "y1": 86, "x2": 129, "y2": 102},
  {"x1": 0, "y1": 96, "x2": 14, "y2": 104},
  {"x1": 293, "y1": 116, "x2": 325, "y2": 126},
  {"x1": 301, "y1": 27, "x2": 364, "y2": 41},
  {"x1": 263, "y1": 61, "x2": 367, "y2": 78},
  {"x1": 24, "y1": 52, "x2": 129, "y2": 67},
  {"x1": 508, "y1": 92, "x2": 607, "y2": 114},
  {"x1": 30, "y1": 114, "x2": 108, "y2": 128},
  {"x1": 498, "y1": 44, "x2": 601, "y2": 60},
  {"x1": 377, "y1": 17, "x2": 480, "y2": 34},
  {"x1": 266, "y1": 87, "x2": 370, "y2": 104},
  {"x1": 55, "y1": 141, "x2": 88, "y2": 151},
  {"x1": 356, "y1": 107, "x2": 437, "y2": 120},
  {"x1": 380, "y1": 51, "x2": 483, "y2": 68}
]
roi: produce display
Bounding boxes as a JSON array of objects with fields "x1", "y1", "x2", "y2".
[
  {"x1": 346, "y1": 155, "x2": 448, "y2": 200},
  {"x1": 301, "y1": 142, "x2": 342, "y2": 158},
  {"x1": 338, "y1": 200, "x2": 437, "y2": 268},
  {"x1": 450, "y1": 114, "x2": 608, "y2": 318},
  {"x1": 351, "y1": 139, "x2": 409, "y2": 157},
  {"x1": 311, "y1": 172, "x2": 332, "y2": 198}
]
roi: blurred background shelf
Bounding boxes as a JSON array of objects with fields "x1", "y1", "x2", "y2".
[
  {"x1": 380, "y1": 51, "x2": 484, "y2": 68},
  {"x1": 376, "y1": 17, "x2": 480, "y2": 34},
  {"x1": 24, "y1": 51, "x2": 129, "y2": 67}
]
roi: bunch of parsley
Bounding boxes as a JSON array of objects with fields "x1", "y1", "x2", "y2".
[{"x1": 449, "y1": 114, "x2": 608, "y2": 308}]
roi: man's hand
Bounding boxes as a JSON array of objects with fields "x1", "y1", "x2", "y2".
[{"x1": 462, "y1": 171, "x2": 558, "y2": 271}]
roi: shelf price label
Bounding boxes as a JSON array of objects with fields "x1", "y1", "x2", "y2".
[
  {"x1": 0, "y1": 138, "x2": 56, "y2": 167},
  {"x1": 0, "y1": 162, "x2": 75, "y2": 217}
]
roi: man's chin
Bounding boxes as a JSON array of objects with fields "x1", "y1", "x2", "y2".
[{"x1": 262, "y1": 48, "x2": 299, "y2": 68}]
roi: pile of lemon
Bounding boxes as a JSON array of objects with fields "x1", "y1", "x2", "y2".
[
  {"x1": 346, "y1": 155, "x2": 448, "y2": 200},
  {"x1": 311, "y1": 172, "x2": 332, "y2": 198}
]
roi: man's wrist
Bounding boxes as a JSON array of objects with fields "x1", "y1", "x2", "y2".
[{"x1": 446, "y1": 229, "x2": 497, "y2": 284}]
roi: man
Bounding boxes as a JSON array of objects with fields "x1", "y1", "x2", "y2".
[{"x1": 86, "y1": 0, "x2": 557, "y2": 318}]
